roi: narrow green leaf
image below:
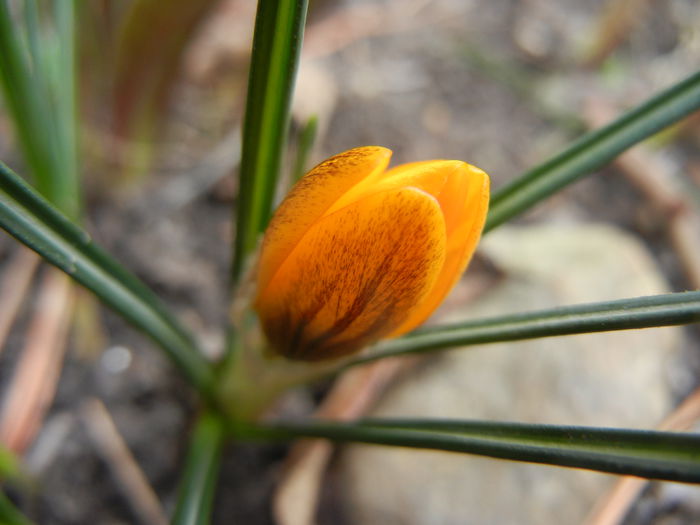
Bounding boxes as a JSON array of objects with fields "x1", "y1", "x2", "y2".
[
  {"x1": 246, "y1": 418, "x2": 700, "y2": 483},
  {"x1": 347, "y1": 291, "x2": 700, "y2": 367},
  {"x1": 53, "y1": 0, "x2": 80, "y2": 213},
  {"x1": 485, "y1": 70, "x2": 700, "y2": 231},
  {"x1": 0, "y1": 491, "x2": 32, "y2": 525},
  {"x1": 23, "y1": 1, "x2": 43, "y2": 74},
  {"x1": 172, "y1": 411, "x2": 225, "y2": 525},
  {"x1": 0, "y1": 0, "x2": 80, "y2": 220},
  {"x1": 0, "y1": 445, "x2": 22, "y2": 482},
  {"x1": 233, "y1": 0, "x2": 309, "y2": 283},
  {"x1": 0, "y1": 160, "x2": 216, "y2": 400},
  {"x1": 0, "y1": 1, "x2": 57, "y2": 207}
]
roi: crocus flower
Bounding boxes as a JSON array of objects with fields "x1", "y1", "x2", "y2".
[{"x1": 254, "y1": 146, "x2": 489, "y2": 361}]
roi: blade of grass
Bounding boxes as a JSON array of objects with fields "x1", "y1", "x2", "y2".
[
  {"x1": 0, "y1": 1, "x2": 58, "y2": 209},
  {"x1": 232, "y1": 0, "x2": 309, "y2": 283},
  {"x1": 172, "y1": 411, "x2": 225, "y2": 525},
  {"x1": 53, "y1": 0, "x2": 80, "y2": 213},
  {"x1": 0, "y1": 0, "x2": 80, "y2": 219},
  {"x1": 244, "y1": 418, "x2": 700, "y2": 483},
  {"x1": 485, "y1": 69, "x2": 700, "y2": 232},
  {"x1": 0, "y1": 160, "x2": 216, "y2": 400},
  {"x1": 22, "y1": 1, "x2": 43, "y2": 76},
  {"x1": 0, "y1": 491, "x2": 32, "y2": 525},
  {"x1": 0, "y1": 444, "x2": 22, "y2": 481},
  {"x1": 345, "y1": 291, "x2": 700, "y2": 367}
]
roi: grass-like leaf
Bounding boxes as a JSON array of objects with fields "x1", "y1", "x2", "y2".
[
  {"x1": 0, "y1": 491, "x2": 32, "y2": 525},
  {"x1": 52, "y1": 0, "x2": 79, "y2": 204},
  {"x1": 246, "y1": 418, "x2": 700, "y2": 483},
  {"x1": 347, "y1": 291, "x2": 700, "y2": 367},
  {"x1": 0, "y1": 1, "x2": 57, "y2": 206},
  {"x1": 0, "y1": 0, "x2": 80, "y2": 219},
  {"x1": 172, "y1": 411, "x2": 225, "y2": 525},
  {"x1": 0, "y1": 160, "x2": 216, "y2": 399},
  {"x1": 485, "y1": 69, "x2": 700, "y2": 231},
  {"x1": 233, "y1": 0, "x2": 309, "y2": 283},
  {"x1": 0, "y1": 446, "x2": 17, "y2": 479}
]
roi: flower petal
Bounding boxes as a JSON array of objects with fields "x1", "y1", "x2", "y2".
[
  {"x1": 320, "y1": 158, "x2": 490, "y2": 336},
  {"x1": 391, "y1": 164, "x2": 490, "y2": 335},
  {"x1": 255, "y1": 187, "x2": 446, "y2": 361},
  {"x1": 325, "y1": 159, "x2": 450, "y2": 216},
  {"x1": 257, "y1": 146, "x2": 392, "y2": 297}
]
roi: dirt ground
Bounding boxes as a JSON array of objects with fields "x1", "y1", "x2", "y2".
[{"x1": 1, "y1": 0, "x2": 699, "y2": 523}]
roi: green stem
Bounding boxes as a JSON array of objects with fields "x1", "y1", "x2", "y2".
[{"x1": 172, "y1": 412, "x2": 225, "y2": 525}]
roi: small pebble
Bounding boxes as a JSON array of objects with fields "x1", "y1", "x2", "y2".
[{"x1": 101, "y1": 346, "x2": 132, "y2": 374}]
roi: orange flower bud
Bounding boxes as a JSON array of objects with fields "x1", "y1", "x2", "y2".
[{"x1": 254, "y1": 146, "x2": 490, "y2": 361}]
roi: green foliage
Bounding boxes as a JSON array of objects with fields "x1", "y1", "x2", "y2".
[
  {"x1": 349, "y1": 291, "x2": 700, "y2": 366},
  {"x1": 245, "y1": 419, "x2": 700, "y2": 483},
  {"x1": 233, "y1": 0, "x2": 310, "y2": 283},
  {"x1": 0, "y1": 0, "x2": 79, "y2": 219},
  {"x1": 0, "y1": 445, "x2": 22, "y2": 482},
  {"x1": 0, "y1": 160, "x2": 216, "y2": 400},
  {"x1": 0, "y1": 491, "x2": 32, "y2": 525},
  {"x1": 173, "y1": 412, "x2": 225, "y2": 525},
  {"x1": 0, "y1": 0, "x2": 699, "y2": 521}
]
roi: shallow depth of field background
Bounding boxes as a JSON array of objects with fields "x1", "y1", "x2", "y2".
[{"x1": 0, "y1": 0, "x2": 699, "y2": 523}]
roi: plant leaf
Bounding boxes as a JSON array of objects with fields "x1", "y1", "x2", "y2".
[
  {"x1": 172, "y1": 411, "x2": 225, "y2": 525},
  {"x1": 0, "y1": 491, "x2": 32, "y2": 525},
  {"x1": 0, "y1": 160, "x2": 216, "y2": 400},
  {"x1": 52, "y1": 0, "x2": 79, "y2": 209},
  {"x1": 346, "y1": 291, "x2": 700, "y2": 367},
  {"x1": 0, "y1": 445, "x2": 22, "y2": 482},
  {"x1": 246, "y1": 418, "x2": 700, "y2": 483},
  {"x1": 0, "y1": 0, "x2": 79, "y2": 219},
  {"x1": 233, "y1": 0, "x2": 309, "y2": 283},
  {"x1": 485, "y1": 69, "x2": 700, "y2": 231}
]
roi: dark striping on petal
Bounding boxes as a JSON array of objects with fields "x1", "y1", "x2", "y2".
[
  {"x1": 263, "y1": 189, "x2": 444, "y2": 361},
  {"x1": 257, "y1": 147, "x2": 390, "y2": 299}
]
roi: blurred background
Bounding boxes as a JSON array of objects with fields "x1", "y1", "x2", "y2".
[{"x1": 0, "y1": 0, "x2": 699, "y2": 523}]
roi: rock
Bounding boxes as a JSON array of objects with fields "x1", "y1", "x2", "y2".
[{"x1": 334, "y1": 224, "x2": 682, "y2": 525}]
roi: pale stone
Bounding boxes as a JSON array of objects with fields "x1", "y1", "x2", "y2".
[{"x1": 336, "y1": 224, "x2": 681, "y2": 525}]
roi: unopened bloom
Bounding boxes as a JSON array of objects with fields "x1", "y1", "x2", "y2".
[{"x1": 254, "y1": 146, "x2": 489, "y2": 361}]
